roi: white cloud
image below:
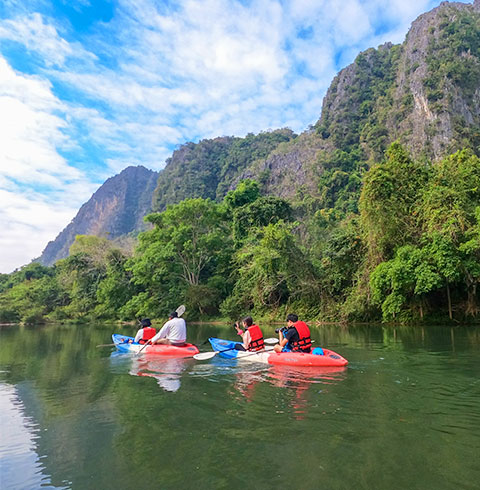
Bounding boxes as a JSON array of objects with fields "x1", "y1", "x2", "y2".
[
  {"x1": 0, "y1": 189, "x2": 78, "y2": 272},
  {"x1": 0, "y1": 12, "x2": 95, "y2": 67},
  {"x1": 0, "y1": 58, "x2": 83, "y2": 184},
  {"x1": 0, "y1": 56, "x2": 97, "y2": 272}
]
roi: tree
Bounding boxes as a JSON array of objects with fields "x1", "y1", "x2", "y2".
[
  {"x1": 95, "y1": 249, "x2": 136, "y2": 319},
  {"x1": 419, "y1": 150, "x2": 480, "y2": 317},
  {"x1": 311, "y1": 216, "x2": 365, "y2": 301},
  {"x1": 224, "y1": 179, "x2": 260, "y2": 210},
  {"x1": 457, "y1": 207, "x2": 480, "y2": 315},
  {"x1": 0, "y1": 274, "x2": 64, "y2": 323},
  {"x1": 127, "y1": 198, "x2": 233, "y2": 317},
  {"x1": 53, "y1": 236, "x2": 124, "y2": 319},
  {"x1": 231, "y1": 196, "x2": 293, "y2": 245},
  {"x1": 419, "y1": 149, "x2": 480, "y2": 241},
  {"x1": 359, "y1": 142, "x2": 429, "y2": 263},
  {"x1": 370, "y1": 244, "x2": 443, "y2": 321},
  {"x1": 221, "y1": 221, "x2": 319, "y2": 317}
]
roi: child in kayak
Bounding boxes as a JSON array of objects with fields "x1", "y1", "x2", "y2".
[
  {"x1": 134, "y1": 318, "x2": 156, "y2": 344},
  {"x1": 234, "y1": 317, "x2": 265, "y2": 351},
  {"x1": 273, "y1": 313, "x2": 312, "y2": 353}
]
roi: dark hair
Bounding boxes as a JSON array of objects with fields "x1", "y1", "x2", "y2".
[
  {"x1": 286, "y1": 313, "x2": 298, "y2": 323},
  {"x1": 169, "y1": 311, "x2": 178, "y2": 318},
  {"x1": 242, "y1": 316, "x2": 253, "y2": 327},
  {"x1": 141, "y1": 318, "x2": 152, "y2": 327}
]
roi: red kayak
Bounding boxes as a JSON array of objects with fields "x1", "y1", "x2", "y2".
[{"x1": 267, "y1": 348, "x2": 348, "y2": 367}]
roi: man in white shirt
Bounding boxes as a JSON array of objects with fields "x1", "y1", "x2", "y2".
[{"x1": 150, "y1": 311, "x2": 187, "y2": 346}]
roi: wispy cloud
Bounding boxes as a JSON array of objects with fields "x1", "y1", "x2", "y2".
[
  {"x1": 0, "y1": 189, "x2": 79, "y2": 272},
  {"x1": 0, "y1": 0, "x2": 451, "y2": 272},
  {"x1": 0, "y1": 12, "x2": 95, "y2": 66}
]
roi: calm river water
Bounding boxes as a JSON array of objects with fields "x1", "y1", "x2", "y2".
[{"x1": 0, "y1": 322, "x2": 479, "y2": 489}]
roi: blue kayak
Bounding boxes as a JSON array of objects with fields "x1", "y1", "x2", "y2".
[{"x1": 209, "y1": 337, "x2": 244, "y2": 359}]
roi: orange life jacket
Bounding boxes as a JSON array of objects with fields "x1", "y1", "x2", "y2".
[
  {"x1": 291, "y1": 321, "x2": 312, "y2": 352},
  {"x1": 247, "y1": 324, "x2": 264, "y2": 351},
  {"x1": 139, "y1": 327, "x2": 156, "y2": 344}
]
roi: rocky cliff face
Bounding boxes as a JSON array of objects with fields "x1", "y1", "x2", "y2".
[
  {"x1": 398, "y1": 0, "x2": 480, "y2": 158},
  {"x1": 316, "y1": 0, "x2": 480, "y2": 162},
  {"x1": 38, "y1": 166, "x2": 159, "y2": 266},
  {"x1": 151, "y1": 1, "x2": 480, "y2": 205}
]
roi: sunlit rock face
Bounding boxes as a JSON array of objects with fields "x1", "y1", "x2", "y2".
[{"x1": 38, "y1": 165, "x2": 159, "y2": 266}]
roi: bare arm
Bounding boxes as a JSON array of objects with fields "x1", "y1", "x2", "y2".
[
  {"x1": 242, "y1": 330, "x2": 251, "y2": 350},
  {"x1": 234, "y1": 323, "x2": 251, "y2": 350},
  {"x1": 274, "y1": 330, "x2": 288, "y2": 353},
  {"x1": 134, "y1": 329, "x2": 143, "y2": 343}
]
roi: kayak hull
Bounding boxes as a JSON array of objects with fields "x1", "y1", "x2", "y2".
[
  {"x1": 208, "y1": 337, "x2": 348, "y2": 367},
  {"x1": 267, "y1": 349, "x2": 348, "y2": 367},
  {"x1": 112, "y1": 334, "x2": 199, "y2": 357}
]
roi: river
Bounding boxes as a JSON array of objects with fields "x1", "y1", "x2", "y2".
[{"x1": 0, "y1": 323, "x2": 479, "y2": 489}]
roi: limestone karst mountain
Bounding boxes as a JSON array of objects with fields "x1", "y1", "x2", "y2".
[{"x1": 38, "y1": 166, "x2": 159, "y2": 266}]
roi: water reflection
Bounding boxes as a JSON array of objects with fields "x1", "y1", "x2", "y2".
[
  {"x1": 226, "y1": 361, "x2": 348, "y2": 419},
  {"x1": 110, "y1": 352, "x2": 192, "y2": 392},
  {"x1": 232, "y1": 369, "x2": 265, "y2": 402},
  {"x1": 0, "y1": 383, "x2": 67, "y2": 490},
  {"x1": 266, "y1": 365, "x2": 348, "y2": 419}
]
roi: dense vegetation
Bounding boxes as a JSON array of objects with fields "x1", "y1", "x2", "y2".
[
  {"x1": 2, "y1": 143, "x2": 480, "y2": 325},
  {"x1": 151, "y1": 129, "x2": 296, "y2": 211}
]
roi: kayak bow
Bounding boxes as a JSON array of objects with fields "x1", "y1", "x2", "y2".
[{"x1": 112, "y1": 334, "x2": 199, "y2": 357}]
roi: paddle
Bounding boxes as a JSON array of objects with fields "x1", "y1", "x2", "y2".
[
  {"x1": 136, "y1": 305, "x2": 186, "y2": 356},
  {"x1": 193, "y1": 337, "x2": 278, "y2": 360}
]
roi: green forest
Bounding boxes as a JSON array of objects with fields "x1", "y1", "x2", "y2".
[{"x1": 2, "y1": 142, "x2": 480, "y2": 325}]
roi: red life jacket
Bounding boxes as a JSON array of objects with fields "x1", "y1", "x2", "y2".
[
  {"x1": 247, "y1": 324, "x2": 265, "y2": 351},
  {"x1": 291, "y1": 321, "x2": 312, "y2": 352},
  {"x1": 139, "y1": 327, "x2": 156, "y2": 344}
]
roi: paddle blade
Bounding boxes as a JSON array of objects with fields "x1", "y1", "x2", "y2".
[
  {"x1": 193, "y1": 351, "x2": 217, "y2": 360},
  {"x1": 176, "y1": 305, "x2": 186, "y2": 317},
  {"x1": 264, "y1": 337, "x2": 279, "y2": 345}
]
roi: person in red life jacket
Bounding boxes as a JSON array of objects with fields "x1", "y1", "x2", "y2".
[
  {"x1": 234, "y1": 316, "x2": 265, "y2": 351},
  {"x1": 273, "y1": 313, "x2": 312, "y2": 353},
  {"x1": 134, "y1": 318, "x2": 157, "y2": 344}
]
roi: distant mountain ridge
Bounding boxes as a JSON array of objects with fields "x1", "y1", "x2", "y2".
[
  {"x1": 37, "y1": 0, "x2": 480, "y2": 265},
  {"x1": 38, "y1": 166, "x2": 159, "y2": 266},
  {"x1": 151, "y1": 129, "x2": 296, "y2": 211}
]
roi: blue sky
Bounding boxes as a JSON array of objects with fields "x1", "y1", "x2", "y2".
[{"x1": 0, "y1": 0, "x2": 460, "y2": 273}]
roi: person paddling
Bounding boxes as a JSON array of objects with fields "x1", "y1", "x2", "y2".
[
  {"x1": 234, "y1": 316, "x2": 265, "y2": 351},
  {"x1": 273, "y1": 313, "x2": 312, "y2": 353},
  {"x1": 150, "y1": 310, "x2": 187, "y2": 346},
  {"x1": 134, "y1": 318, "x2": 156, "y2": 344}
]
